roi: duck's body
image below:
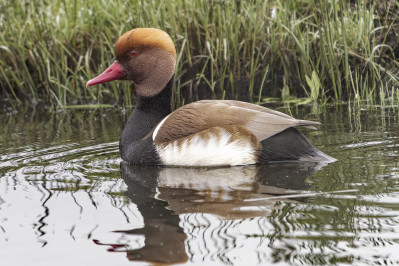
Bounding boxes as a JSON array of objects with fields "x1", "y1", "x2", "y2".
[{"x1": 87, "y1": 28, "x2": 335, "y2": 166}]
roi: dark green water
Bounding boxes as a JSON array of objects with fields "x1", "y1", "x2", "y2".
[{"x1": 1, "y1": 104, "x2": 399, "y2": 265}]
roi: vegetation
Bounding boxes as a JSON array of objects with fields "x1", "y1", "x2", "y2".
[{"x1": 1, "y1": 0, "x2": 398, "y2": 108}]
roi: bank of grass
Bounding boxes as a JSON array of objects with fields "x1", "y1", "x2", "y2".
[{"x1": 0, "y1": 0, "x2": 398, "y2": 108}]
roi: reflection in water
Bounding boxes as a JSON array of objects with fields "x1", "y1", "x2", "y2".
[
  {"x1": 115, "y1": 163, "x2": 188, "y2": 264},
  {"x1": 2, "y1": 106, "x2": 399, "y2": 265},
  {"x1": 99, "y1": 161, "x2": 326, "y2": 264}
]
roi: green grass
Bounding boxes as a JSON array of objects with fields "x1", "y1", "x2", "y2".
[{"x1": 0, "y1": 0, "x2": 398, "y2": 108}]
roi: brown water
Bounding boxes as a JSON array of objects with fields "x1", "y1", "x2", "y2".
[{"x1": 1, "y1": 104, "x2": 399, "y2": 265}]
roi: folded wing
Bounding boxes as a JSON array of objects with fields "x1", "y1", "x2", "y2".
[{"x1": 153, "y1": 100, "x2": 320, "y2": 144}]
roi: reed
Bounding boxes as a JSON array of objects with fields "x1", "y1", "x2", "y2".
[{"x1": 0, "y1": 0, "x2": 398, "y2": 108}]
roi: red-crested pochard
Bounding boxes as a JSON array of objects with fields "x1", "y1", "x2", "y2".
[{"x1": 87, "y1": 28, "x2": 335, "y2": 166}]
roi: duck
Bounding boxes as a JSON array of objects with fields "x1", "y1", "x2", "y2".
[{"x1": 86, "y1": 28, "x2": 335, "y2": 166}]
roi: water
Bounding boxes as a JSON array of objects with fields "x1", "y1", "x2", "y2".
[{"x1": 1, "y1": 104, "x2": 399, "y2": 265}]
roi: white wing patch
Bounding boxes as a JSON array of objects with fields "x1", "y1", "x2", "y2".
[
  {"x1": 152, "y1": 115, "x2": 170, "y2": 141},
  {"x1": 155, "y1": 128, "x2": 258, "y2": 166}
]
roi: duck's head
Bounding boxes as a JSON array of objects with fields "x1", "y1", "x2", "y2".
[{"x1": 86, "y1": 28, "x2": 176, "y2": 97}]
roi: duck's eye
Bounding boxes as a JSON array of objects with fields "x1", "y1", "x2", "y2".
[{"x1": 130, "y1": 50, "x2": 137, "y2": 56}]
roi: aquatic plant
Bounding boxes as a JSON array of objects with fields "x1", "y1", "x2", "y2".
[{"x1": 0, "y1": 0, "x2": 398, "y2": 107}]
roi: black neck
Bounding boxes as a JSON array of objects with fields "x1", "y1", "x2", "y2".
[
  {"x1": 135, "y1": 76, "x2": 173, "y2": 115},
  {"x1": 120, "y1": 77, "x2": 174, "y2": 159}
]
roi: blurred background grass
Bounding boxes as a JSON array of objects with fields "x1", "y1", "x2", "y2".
[{"x1": 0, "y1": 0, "x2": 398, "y2": 108}]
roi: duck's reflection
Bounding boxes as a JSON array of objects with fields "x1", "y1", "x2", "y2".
[{"x1": 96, "y1": 161, "x2": 326, "y2": 264}]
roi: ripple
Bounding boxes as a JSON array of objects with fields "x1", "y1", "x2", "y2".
[
  {"x1": 2, "y1": 107, "x2": 399, "y2": 265},
  {"x1": 0, "y1": 142, "x2": 120, "y2": 175},
  {"x1": 341, "y1": 140, "x2": 392, "y2": 148}
]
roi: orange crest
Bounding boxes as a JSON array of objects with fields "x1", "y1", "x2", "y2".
[{"x1": 115, "y1": 28, "x2": 176, "y2": 58}]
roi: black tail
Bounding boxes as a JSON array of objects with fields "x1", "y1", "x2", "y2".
[{"x1": 259, "y1": 128, "x2": 335, "y2": 163}]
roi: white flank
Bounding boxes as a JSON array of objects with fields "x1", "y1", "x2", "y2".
[
  {"x1": 152, "y1": 115, "x2": 170, "y2": 141},
  {"x1": 156, "y1": 129, "x2": 258, "y2": 166}
]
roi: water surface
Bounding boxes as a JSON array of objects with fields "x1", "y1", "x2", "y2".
[{"x1": 1, "y1": 105, "x2": 399, "y2": 265}]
